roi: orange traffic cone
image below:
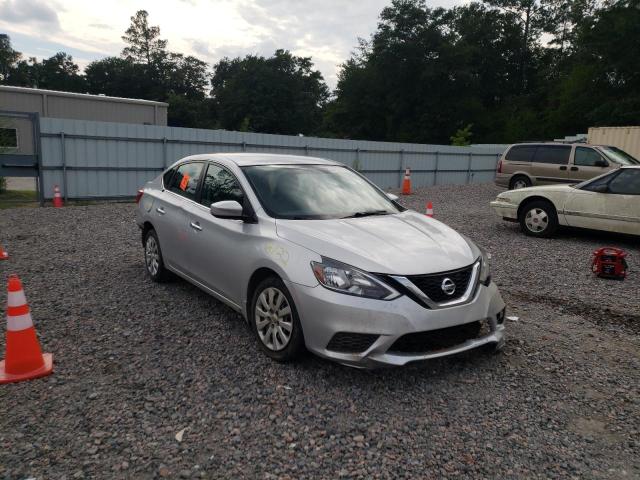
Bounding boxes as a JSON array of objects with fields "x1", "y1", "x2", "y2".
[
  {"x1": 401, "y1": 167, "x2": 411, "y2": 195},
  {"x1": 52, "y1": 185, "x2": 63, "y2": 208},
  {"x1": 0, "y1": 275, "x2": 53, "y2": 384},
  {"x1": 425, "y1": 201, "x2": 434, "y2": 217},
  {"x1": 0, "y1": 245, "x2": 7, "y2": 260}
]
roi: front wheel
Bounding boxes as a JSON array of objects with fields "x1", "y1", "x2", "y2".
[
  {"x1": 519, "y1": 200, "x2": 558, "y2": 238},
  {"x1": 250, "y1": 276, "x2": 305, "y2": 362}
]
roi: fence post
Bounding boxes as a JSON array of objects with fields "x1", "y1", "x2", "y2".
[
  {"x1": 398, "y1": 149, "x2": 405, "y2": 187},
  {"x1": 60, "y1": 132, "x2": 68, "y2": 202},
  {"x1": 241, "y1": 141, "x2": 246, "y2": 152},
  {"x1": 433, "y1": 151, "x2": 439, "y2": 186},
  {"x1": 162, "y1": 137, "x2": 168, "y2": 168},
  {"x1": 304, "y1": 144, "x2": 309, "y2": 156},
  {"x1": 466, "y1": 152, "x2": 472, "y2": 184}
]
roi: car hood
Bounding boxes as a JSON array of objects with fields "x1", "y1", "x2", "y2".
[
  {"x1": 275, "y1": 211, "x2": 477, "y2": 275},
  {"x1": 503, "y1": 184, "x2": 575, "y2": 196}
]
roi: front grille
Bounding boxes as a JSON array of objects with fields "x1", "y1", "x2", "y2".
[
  {"x1": 406, "y1": 264, "x2": 474, "y2": 303},
  {"x1": 326, "y1": 332, "x2": 379, "y2": 353},
  {"x1": 389, "y1": 320, "x2": 490, "y2": 354}
]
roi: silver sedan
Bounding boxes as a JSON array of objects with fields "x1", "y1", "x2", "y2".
[{"x1": 136, "y1": 154, "x2": 506, "y2": 368}]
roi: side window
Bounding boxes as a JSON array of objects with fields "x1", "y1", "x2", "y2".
[
  {"x1": 163, "y1": 167, "x2": 176, "y2": 187},
  {"x1": 581, "y1": 171, "x2": 618, "y2": 192},
  {"x1": 608, "y1": 169, "x2": 640, "y2": 195},
  {"x1": 575, "y1": 147, "x2": 605, "y2": 167},
  {"x1": 532, "y1": 146, "x2": 571, "y2": 165},
  {"x1": 166, "y1": 162, "x2": 204, "y2": 200},
  {"x1": 505, "y1": 145, "x2": 537, "y2": 162},
  {"x1": 199, "y1": 164, "x2": 244, "y2": 207}
]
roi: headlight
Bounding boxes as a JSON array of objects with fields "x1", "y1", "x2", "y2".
[
  {"x1": 479, "y1": 249, "x2": 491, "y2": 286},
  {"x1": 311, "y1": 257, "x2": 400, "y2": 300}
]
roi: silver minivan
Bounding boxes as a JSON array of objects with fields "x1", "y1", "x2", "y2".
[{"x1": 495, "y1": 143, "x2": 639, "y2": 189}]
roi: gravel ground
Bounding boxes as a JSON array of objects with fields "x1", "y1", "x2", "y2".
[{"x1": 0, "y1": 183, "x2": 638, "y2": 479}]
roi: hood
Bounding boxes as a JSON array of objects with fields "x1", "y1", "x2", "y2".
[
  {"x1": 275, "y1": 211, "x2": 477, "y2": 275},
  {"x1": 505, "y1": 184, "x2": 575, "y2": 196}
]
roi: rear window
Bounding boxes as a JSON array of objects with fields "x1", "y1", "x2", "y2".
[
  {"x1": 533, "y1": 145, "x2": 571, "y2": 165},
  {"x1": 166, "y1": 162, "x2": 204, "y2": 201},
  {"x1": 505, "y1": 145, "x2": 537, "y2": 162}
]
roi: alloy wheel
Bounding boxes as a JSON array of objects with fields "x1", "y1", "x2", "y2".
[
  {"x1": 145, "y1": 235, "x2": 160, "y2": 276},
  {"x1": 255, "y1": 287, "x2": 293, "y2": 351}
]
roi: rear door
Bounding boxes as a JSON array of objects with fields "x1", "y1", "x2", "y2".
[
  {"x1": 570, "y1": 146, "x2": 612, "y2": 182},
  {"x1": 530, "y1": 145, "x2": 571, "y2": 185},
  {"x1": 156, "y1": 161, "x2": 205, "y2": 271}
]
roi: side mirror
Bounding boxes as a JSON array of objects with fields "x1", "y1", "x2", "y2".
[
  {"x1": 592, "y1": 184, "x2": 608, "y2": 193},
  {"x1": 387, "y1": 193, "x2": 399, "y2": 201},
  {"x1": 210, "y1": 200, "x2": 245, "y2": 220},
  {"x1": 595, "y1": 159, "x2": 609, "y2": 168}
]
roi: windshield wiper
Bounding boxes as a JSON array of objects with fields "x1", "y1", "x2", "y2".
[{"x1": 341, "y1": 210, "x2": 391, "y2": 219}]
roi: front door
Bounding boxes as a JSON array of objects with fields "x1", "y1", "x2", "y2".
[
  {"x1": 570, "y1": 146, "x2": 615, "y2": 183},
  {"x1": 184, "y1": 163, "x2": 258, "y2": 304},
  {"x1": 563, "y1": 169, "x2": 640, "y2": 235}
]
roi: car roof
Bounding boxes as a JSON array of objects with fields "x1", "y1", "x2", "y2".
[{"x1": 179, "y1": 153, "x2": 342, "y2": 167}]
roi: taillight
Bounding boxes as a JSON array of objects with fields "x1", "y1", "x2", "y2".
[
  {"x1": 497, "y1": 159, "x2": 503, "y2": 174},
  {"x1": 135, "y1": 189, "x2": 144, "y2": 204}
]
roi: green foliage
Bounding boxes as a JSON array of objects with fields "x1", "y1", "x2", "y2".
[
  {"x1": 450, "y1": 125, "x2": 473, "y2": 146},
  {"x1": 211, "y1": 49, "x2": 329, "y2": 135}
]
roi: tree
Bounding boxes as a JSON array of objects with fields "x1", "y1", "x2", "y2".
[
  {"x1": 211, "y1": 49, "x2": 329, "y2": 135},
  {"x1": 121, "y1": 10, "x2": 168, "y2": 67},
  {"x1": 30, "y1": 52, "x2": 86, "y2": 92},
  {"x1": 450, "y1": 125, "x2": 473, "y2": 146},
  {"x1": 0, "y1": 34, "x2": 20, "y2": 82}
]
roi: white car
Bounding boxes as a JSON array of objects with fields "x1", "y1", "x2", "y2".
[{"x1": 491, "y1": 166, "x2": 640, "y2": 237}]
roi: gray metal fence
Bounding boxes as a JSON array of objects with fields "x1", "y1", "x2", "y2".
[{"x1": 38, "y1": 117, "x2": 506, "y2": 200}]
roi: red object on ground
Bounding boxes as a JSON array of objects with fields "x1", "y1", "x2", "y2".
[
  {"x1": 592, "y1": 247, "x2": 628, "y2": 280},
  {"x1": 425, "y1": 201, "x2": 434, "y2": 217},
  {"x1": 52, "y1": 185, "x2": 64, "y2": 208},
  {"x1": 0, "y1": 245, "x2": 7, "y2": 260},
  {"x1": 0, "y1": 275, "x2": 53, "y2": 384},
  {"x1": 401, "y1": 167, "x2": 411, "y2": 195}
]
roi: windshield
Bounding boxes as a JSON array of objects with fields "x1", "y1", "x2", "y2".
[
  {"x1": 600, "y1": 146, "x2": 639, "y2": 166},
  {"x1": 242, "y1": 164, "x2": 401, "y2": 220}
]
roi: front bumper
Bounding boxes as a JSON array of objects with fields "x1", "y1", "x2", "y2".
[
  {"x1": 490, "y1": 199, "x2": 518, "y2": 221},
  {"x1": 287, "y1": 279, "x2": 506, "y2": 368}
]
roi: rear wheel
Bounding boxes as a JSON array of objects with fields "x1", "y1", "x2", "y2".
[
  {"x1": 519, "y1": 200, "x2": 558, "y2": 238},
  {"x1": 250, "y1": 276, "x2": 305, "y2": 362},
  {"x1": 510, "y1": 175, "x2": 532, "y2": 190},
  {"x1": 144, "y1": 229, "x2": 171, "y2": 282}
]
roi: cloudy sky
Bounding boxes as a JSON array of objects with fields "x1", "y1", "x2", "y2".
[{"x1": 0, "y1": 0, "x2": 465, "y2": 87}]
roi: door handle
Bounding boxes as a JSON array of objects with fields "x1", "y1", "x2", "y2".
[
  {"x1": 156, "y1": 207, "x2": 165, "y2": 215},
  {"x1": 570, "y1": 167, "x2": 579, "y2": 171},
  {"x1": 559, "y1": 166, "x2": 567, "y2": 171},
  {"x1": 190, "y1": 221, "x2": 202, "y2": 231}
]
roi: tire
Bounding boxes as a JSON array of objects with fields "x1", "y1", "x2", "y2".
[
  {"x1": 519, "y1": 200, "x2": 558, "y2": 238},
  {"x1": 250, "y1": 276, "x2": 305, "y2": 362},
  {"x1": 509, "y1": 175, "x2": 532, "y2": 190},
  {"x1": 143, "y1": 229, "x2": 171, "y2": 282}
]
